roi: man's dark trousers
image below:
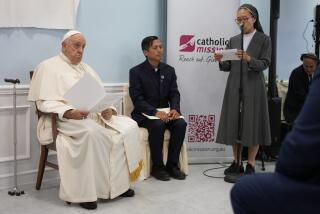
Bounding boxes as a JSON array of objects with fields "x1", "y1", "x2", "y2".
[{"x1": 140, "y1": 118, "x2": 187, "y2": 167}]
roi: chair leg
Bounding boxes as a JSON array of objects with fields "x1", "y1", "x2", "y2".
[{"x1": 36, "y1": 145, "x2": 49, "y2": 190}]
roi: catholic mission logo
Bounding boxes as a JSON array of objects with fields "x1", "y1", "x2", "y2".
[
  {"x1": 179, "y1": 35, "x2": 196, "y2": 52},
  {"x1": 179, "y1": 34, "x2": 228, "y2": 53}
]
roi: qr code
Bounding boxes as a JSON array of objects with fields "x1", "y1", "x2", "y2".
[{"x1": 188, "y1": 115, "x2": 215, "y2": 142}]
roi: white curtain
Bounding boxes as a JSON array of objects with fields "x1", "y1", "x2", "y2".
[{"x1": 0, "y1": 0, "x2": 80, "y2": 29}]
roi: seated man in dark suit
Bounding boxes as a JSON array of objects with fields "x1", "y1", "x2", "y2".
[
  {"x1": 230, "y1": 66, "x2": 320, "y2": 214},
  {"x1": 129, "y1": 36, "x2": 187, "y2": 181},
  {"x1": 283, "y1": 53, "x2": 318, "y2": 124}
]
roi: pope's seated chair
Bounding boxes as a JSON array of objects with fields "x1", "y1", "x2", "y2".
[
  {"x1": 30, "y1": 71, "x2": 59, "y2": 190},
  {"x1": 122, "y1": 84, "x2": 188, "y2": 179}
]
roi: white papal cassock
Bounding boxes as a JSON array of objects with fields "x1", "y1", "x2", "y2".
[{"x1": 28, "y1": 53, "x2": 143, "y2": 203}]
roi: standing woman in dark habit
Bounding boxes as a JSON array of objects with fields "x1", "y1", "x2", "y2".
[{"x1": 214, "y1": 4, "x2": 271, "y2": 175}]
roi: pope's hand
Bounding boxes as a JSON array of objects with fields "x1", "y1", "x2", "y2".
[
  {"x1": 101, "y1": 108, "x2": 113, "y2": 120},
  {"x1": 63, "y1": 109, "x2": 89, "y2": 120}
]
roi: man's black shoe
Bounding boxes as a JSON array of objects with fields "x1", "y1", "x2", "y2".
[
  {"x1": 120, "y1": 188, "x2": 135, "y2": 197},
  {"x1": 151, "y1": 166, "x2": 170, "y2": 181},
  {"x1": 224, "y1": 161, "x2": 244, "y2": 175},
  {"x1": 79, "y1": 201, "x2": 97, "y2": 210},
  {"x1": 244, "y1": 163, "x2": 255, "y2": 175},
  {"x1": 166, "y1": 166, "x2": 186, "y2": 180}
]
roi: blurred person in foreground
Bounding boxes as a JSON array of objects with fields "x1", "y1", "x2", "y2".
[{"x1": 231, "y1": 66, "x2": 320, "y2": 214}]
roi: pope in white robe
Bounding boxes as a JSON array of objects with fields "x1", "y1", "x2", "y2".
[{"x1": 28, "y1": 30, "x2": 142, "y2": 209}]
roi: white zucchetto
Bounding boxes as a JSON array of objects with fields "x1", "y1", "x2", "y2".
[{"x1": 61, "y1": 30, "x2": 83, "y2": 43}]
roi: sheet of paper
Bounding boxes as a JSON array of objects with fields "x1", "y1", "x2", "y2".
[
  {"x1": 90, "y1": 92, "x2": 126, "y2": 112},
  {"x1": 64, "y1": 72, "x2": 105, "y2": 111},
  {"x1": 142, "y1": 108, "x2": 184, "y2": 120},
  {"x1": 64, "y1": 72, "x2": 125, "y2": 112},
  {"x1": 215, "y1": 49, "x2": 239, "y2": 61}
]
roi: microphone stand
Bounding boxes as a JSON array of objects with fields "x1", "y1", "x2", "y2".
[
  {"x1": 4, "y1": 78, "x2": 25, "y2": 196},
  {"x1": 224, "y1": 25, "x2": 245, "y2": 183}
]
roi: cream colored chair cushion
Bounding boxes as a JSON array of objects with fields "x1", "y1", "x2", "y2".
[
  {"x1": 277, "y1": 81, "x2": 288, "y2": 121},
  {"x1": 123, "y1": 84, "x2": 189, "y2": 179}
]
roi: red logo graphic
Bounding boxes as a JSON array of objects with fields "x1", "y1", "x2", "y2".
[{"x1": 179, "y1": 35, "x2": 195, "y2": 52}]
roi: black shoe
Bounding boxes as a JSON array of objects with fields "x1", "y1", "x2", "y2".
[
  {"x1": 79, "y1": 201, "x2": 97, "y2": 210},
  {"x1": 224, "y1": 161, "x2": 244, "y2": 175},
  {"x1": 120, "y1": 189, "x2": 135, "y2": 197},
  {"x1": 244, "y1": 163, "x2": 255, "y2": 175},
  {"x1": 166, "y1": 166, "x2": 186, "y2": 180},
  {"x1": 151, "y1": 166, "x2": 171, "y2": 181}
]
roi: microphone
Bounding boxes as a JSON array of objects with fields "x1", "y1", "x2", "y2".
[
  {"x1": 4, "y1": 78, "x2": 20, "y2": 84},
  {"x1": 238, "y1": 22, "x2": 244, "y2": 31}
]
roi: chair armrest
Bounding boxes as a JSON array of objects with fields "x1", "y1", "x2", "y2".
[{"x1": 36, "y1": 111, "x2": 58, "y2": 143}]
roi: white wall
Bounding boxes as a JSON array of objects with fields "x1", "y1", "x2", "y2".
[
  {"x1": 0, "y1": 0, "x2": 166, "y2": 84},
  {"x1": 1, "y1": 0, "x2": 319, "y2": 83},
  {"x1": 0, "y1": 85, "x2": 58, "y2": 189},
  {"x1": 0, "y1": 0, "x2": 166, "y2": 190},
  {"x1": 241, "y1": 0, "x2": 320, "y2": 80},
  {"x1": 0, "y1": 84, "x2": 124, "y2": 190},
  {"x1": 277, "y1": 0, "x2": 320, "y2": 80},
  {"x1": 0, "y1": 0, "x2": 319, "y2": 189}
]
